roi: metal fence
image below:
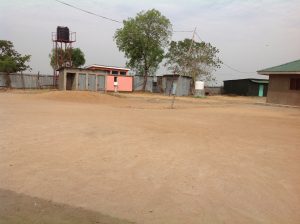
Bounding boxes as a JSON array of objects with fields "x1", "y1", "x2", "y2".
[
  {"x1": 133, "y1": 76, "x2": 154, "y2": 92},
  {"x1": 204, "y1": 86, "x2": 223, "y2": 95},
  {"x1": 0, "y1": 72, "x2": 55, "y2": 89}
]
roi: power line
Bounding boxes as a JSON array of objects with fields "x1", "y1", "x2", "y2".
[
  {"x1": 222, "y1": 63, "x2": 256, "y2": 74},
  {"x1": 171, "y1": 27, "x2": 196, "y2": 109},
  {"x1": 195, "y1": 31, "x2": 203, "y2": 42},
  {"x1": 173, "y1": 30, "x2": 194, "y2": 33},
  {"x1": 54, "y1": 0, "x2": 122, "y2": 23},
  {"x1": 54, "y1": 0, "x2": 193, "y2": 33},
  {"x1": 195, "y1": 31, "x2": 256, "y2": 74},
  {"x1": 55, "y1": 0, "x2": 256, "y2": 75},
  {"x1": 187, "y1": 27, "x2": 197, "y2": 55}
]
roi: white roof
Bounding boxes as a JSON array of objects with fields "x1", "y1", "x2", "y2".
[{"x1": 86, "y1": 64, "x2": 130, "y2": 71}]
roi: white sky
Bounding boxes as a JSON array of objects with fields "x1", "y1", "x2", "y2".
[{"x1": 1, "y1": 0, "x2": 300, "y2": 84}]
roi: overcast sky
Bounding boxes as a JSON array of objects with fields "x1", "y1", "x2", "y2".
[{"x1": 1, "y1": 0, "x2": 300, "y2": 84}]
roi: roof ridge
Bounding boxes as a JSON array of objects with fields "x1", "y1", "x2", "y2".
[
  {"x1": 85, "y1": 64, "x2": 130, "y2": 70},
  {"x1": 272, "y1": 59, "x2": 300, "y2": 67},
  {"x1": 257, "y1": 59, "x2": 300, "y2": 73}
]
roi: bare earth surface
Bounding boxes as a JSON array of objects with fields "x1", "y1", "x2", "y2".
[{"x1": 0, "y1": 90, "x2": 300, "y2": 224}]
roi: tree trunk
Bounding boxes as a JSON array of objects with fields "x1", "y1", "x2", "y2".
[
  {"x1": 142, "y1": 55, "x2": 148, "y2": 92},
  {"x1": 190, "y1": 78, "x2": 195, "y2": 95},
  {"x1": 21, "y1": 72, "x2": 25, "y2": 89},
  {"x1": 5, "y1": 72, "x2": 11, "y2": 88},
  {"x1": 142, "y1": 69, "x2": 148, "y2": 92}
]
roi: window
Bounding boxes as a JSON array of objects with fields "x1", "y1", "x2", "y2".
[
  {"x1": 99, "y1": 70, "x2": 109, "y2": 75},
  {"x1": 120, "y1": 71, "x2": 126, "y2": 76},
  {"x1": 114, "y1": 76, "x2": 118, "y2": 82},
  {"x1": 112, "y1": 70, "x2": 118, "y2": 75},
  {"x1": 290, "y1": 78, "x2": 300, "y2": 90}
]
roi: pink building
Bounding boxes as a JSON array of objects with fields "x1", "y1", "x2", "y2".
[
  {"x1": 86, "y1": 65, "x2": 130, "y2": 76},
  {"x1": 105, "y1": 75, "x2": 133, "y2": 92},
  {"x1": 86, "y1": 65, "x2": 132, "y2": 92},
  {"x1": 58, "y1": 65, "x2": 133, "y2": 92}
]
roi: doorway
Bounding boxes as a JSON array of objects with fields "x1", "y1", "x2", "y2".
[
  {"x1": 66, "y1": 73, "x2": 75, "y2": 90},
  {"x1": 258, "y1": 84, "x2": 264, "y2": 97}
]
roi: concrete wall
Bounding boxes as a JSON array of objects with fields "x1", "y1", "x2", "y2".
[
  {"x1": 58, "y1": 70, "x2": 66, "y2": 90},
  {"x1": 59, "y1": 68, "x2": 79, "y2": 91},
  {"x1": 0, "y1": 72, "x2": 54, "y2": 89},
  {"x1": 58, "y1": 68, "x2": 100, "y2": 91},
  {"x1": 267, "y1": 74, "x2": 300, "y2": 106}
]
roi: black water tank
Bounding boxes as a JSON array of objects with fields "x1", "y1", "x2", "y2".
[{"x1": 56, "y1": 26, "x2": 70, "y2": 42}]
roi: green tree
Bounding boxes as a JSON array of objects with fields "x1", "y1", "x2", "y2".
[
  {"x1": 49, "y1": 48, "x2": 63, "y2": 70},
  {"x1": 165, "y1": 39, "x2": 222, "y2": 87},
  {"x1": 114, "y1": 9, "x2": 172, "y2": 91},
  {"x1": 49, "y1": 48, "x2": 85, "y2": 69},
  {"x1": 71, "y1": 48, "x2": 85, "y2": 68},
  {"x1": 0, "y1": 40, "x2": 31, "y2": 87}
]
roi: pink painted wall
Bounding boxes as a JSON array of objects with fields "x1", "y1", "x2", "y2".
[{"x1": 106, "y1": 75, "x2": 133, "y2": 92}]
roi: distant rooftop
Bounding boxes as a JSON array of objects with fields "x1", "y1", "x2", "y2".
[
  {"x1": 257, "y1": 59, "x2": 300, "y2": 74},
  {"x1": 223, "y1": 78, "x2": 269, "y2": 84},
  {"x1": 86, "y1": 64, "x2": 130, "y2": 71},
  {"x1": 162, "y1": 73, "x2": 192, "y2": 78}
]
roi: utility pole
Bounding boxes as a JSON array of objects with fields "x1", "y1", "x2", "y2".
[
  {"x1": 170, "y1": 27, "x2": 197, "y2": 109},
  {"x1": 170, "y1": 67, "x2": 177, "y2": 109}
]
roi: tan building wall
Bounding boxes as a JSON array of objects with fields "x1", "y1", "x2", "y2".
[
  {"x1": 58, "y1": 68, "x2": 90, "y2": 91},
  {"x1": 267, "y1": 74, "x2": 300, "y2": 106},
  {"x1": 58, "y1": 70, "x2": 66, "y2": 90}
]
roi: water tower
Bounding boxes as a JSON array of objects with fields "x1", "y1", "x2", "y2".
[{"x1": 52, "y1": 26, "x2": 76, "y2": 86}]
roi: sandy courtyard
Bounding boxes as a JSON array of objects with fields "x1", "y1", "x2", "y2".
[{"x1": 0, "y1": 90, "x2": 300, "y2": 224}]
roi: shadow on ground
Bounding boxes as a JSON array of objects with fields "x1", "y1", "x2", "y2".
[{"x1": 0, "y1": 188, "x2": 134, "y2": 224}]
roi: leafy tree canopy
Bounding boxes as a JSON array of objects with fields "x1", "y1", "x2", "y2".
[
  {"x1": 165, "y1": 38, "x2": 222, "y2": 84},
  {"x1": 49, "y1": 48, "x2": 85, "y2": 69},
  {"x1": 114, "y1": 9, "x2": 172, "y2": 90},
  {"x1": 0, "y1": 40, "x2": 31, "y2": 73},
  {"x1": 71, "y1": 48, "x2": 85, "y2": 68}
]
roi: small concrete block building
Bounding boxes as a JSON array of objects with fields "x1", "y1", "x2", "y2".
[
  {"x1": 258, "y1": 60, "x2": 300, "y2": 106},
  {"x1": 223, "y1": 78, "x2": 269, "y2": 97},
  {"x1": 58, "y1": 65, "x2": 132, "y2": 92}
]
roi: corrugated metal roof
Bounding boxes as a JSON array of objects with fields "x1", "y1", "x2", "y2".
[
  {"x1": 257, "y1": 59, "x2": 300, "y2": 74},
  {"x1": 224, "y1": 78, "x2": 268, "y2": 82},
  {"x1": 250, "y1": 79, "x2": 269, "y2": 84},
  {"x1": 162, "y1": 74, "x2": 192, "y2": 78}
]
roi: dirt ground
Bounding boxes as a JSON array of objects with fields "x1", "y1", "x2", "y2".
[{"x1": 0, "y1": 90, "x2": 300, "y2": 224}]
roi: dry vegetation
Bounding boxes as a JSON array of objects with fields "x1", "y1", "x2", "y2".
[{"x1": 0, "y1": 90, "x2": 300, "y2": 224}]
